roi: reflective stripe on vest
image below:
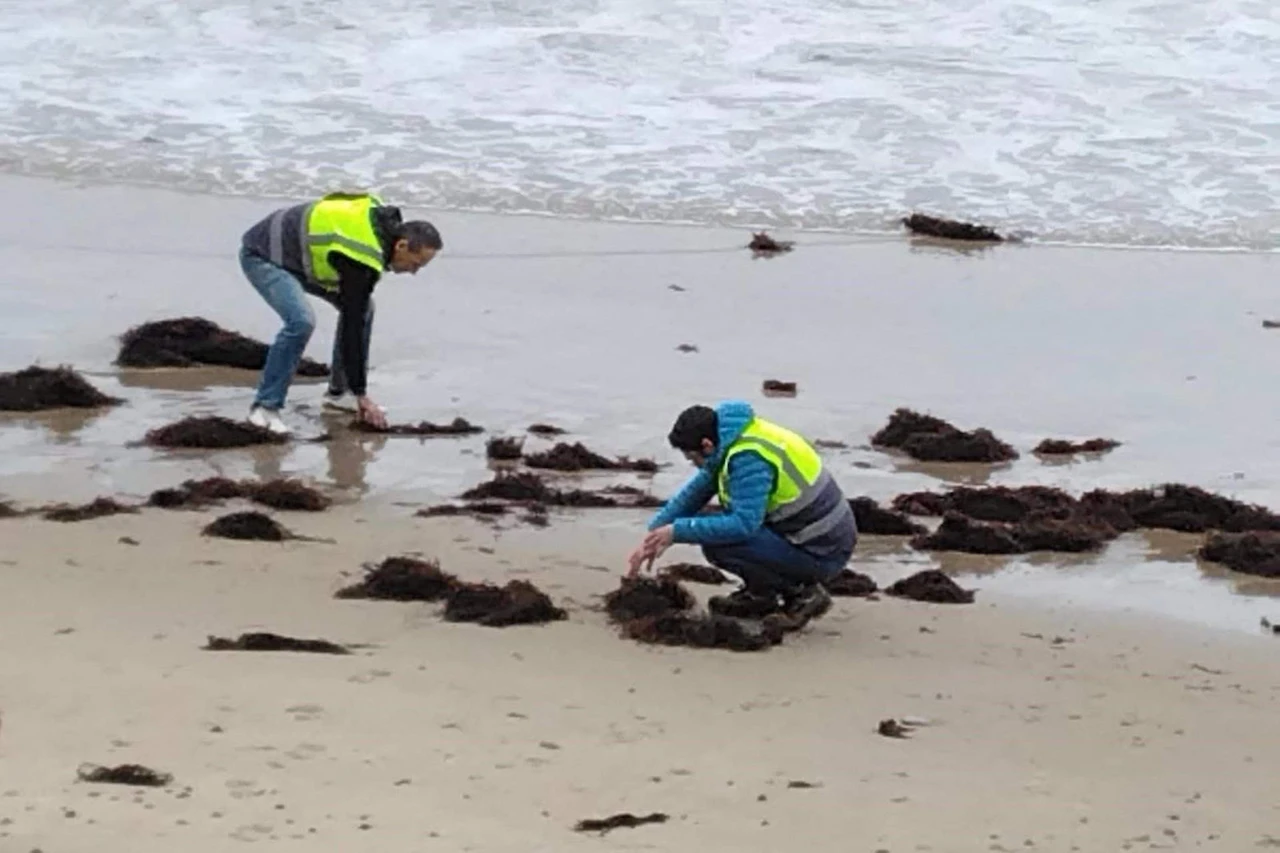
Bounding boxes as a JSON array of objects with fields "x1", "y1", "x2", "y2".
[
  {"x1": 715, "y1": 419, "x2": 848, "y2": 548},
  {"x1": 290, "y1": 193, "x2": 384, "y2": 290}
]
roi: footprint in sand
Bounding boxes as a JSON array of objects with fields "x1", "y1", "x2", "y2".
[
  {"x1": 229, "y1": 822, "x2": 274, "y2": 842},
  {"x1": 286, "y1": 704, "x2": 324, "y2": 722},
  {"x1": 285, "y1": 743, "x2": 327, "y2": 762},
  {"x1": 346, "y1": 670, "x2": 391, "y2": 685}
]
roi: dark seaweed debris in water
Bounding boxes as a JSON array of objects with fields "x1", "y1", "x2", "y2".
[
  {"x1": 886, "y1": 569, "x2": 975, "y2": 604},
  {"x1": 42, "y1": 497, "x2": 139, "y2": 523},
  {"x1": 911, "y1": 512, "x2": 1024, "y2": 555},
  {"x1": 0, "y1": 365, "x2": 122, "y2": 411},
  {"x1": 1034, "y1": 437, "x2": 1121, "y2": 455},
  {"x1": 443, "y1": 580, "x2": 568, "y2": 627},
  {"x1": 892, "y1": 485, "x2": 1076, "y2": 524},
  {"x1": 416, "y1": 501, "x2": 510, "y2": 520},
  {"x1": 849, "y1": 497, "x2": 926, "y2": 535},
  {"x1": 659, "y1": 563, "x2": 729, "y2": 585},
  {"x1": 335, "y1": 556, "x2": 460, "y2": 601},
  {"x1": 202, "y1": 511, "x2": 292, "y2": 542},
  {"x1": 1198, "y1": 532, "x2": 1280, "y2": 578},
  {"x1": 77, "y1": 764, "x2": 173, "y2": 787},
  {"x1": 574, "y1": 813, "x2": 669, "y2": 834},
  {"x1": 748, "y1": 231, "x2": 794, "y2": 255},
  {"x1": 353, "y1": 417, "x2": 483, "y2": 436},
  {"x1": 486, "y1": 436, "x2": 525, "y2": 460},
  {"x1": 250, "y1": 478, "x2": 331, "y2": 511},
  {"x1": 824, "y1": 569, "x2": 878, "y2": 597},
  {"x1": 762, "y1": 379, "x2": 798, "y2": 396},
  {"x1": 524, "y1": 442, "x2": 658, "y2": 473},
  {"x1": 1083, "y1": 484, "x2": 1280, "y2": 534},
  {"x1": 902, "y1": 213, "x2": 1004, "y2": 242},
  {"x1": 910, "y1": 510, "x2": 1116, "y2": 555},
  {"x1": 203, "y1": 632, "x2": 350, "y2": 654},
  {"x1": 461, "y1": 471, "x2": 556, "y2": 503},
  {"x1": 144, "y1": 416, "x2": 288, "y2": 449},
  {"x1": 116, "y1": 316, "x2": 329, "y2": 376},
  {"x1": 871, "y1": 408, "x2": 1018, "y2": 463},
  {"x1": 146, "y1": 477, "x2": 328, "y2": 511}
]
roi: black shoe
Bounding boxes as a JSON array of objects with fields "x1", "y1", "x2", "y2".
[
  {"x1": 781, "y1": 584, "x2": 833, "y2": 625},
  {"x1": 708, "y1": 588, "x2": 781, "y2": 619}
]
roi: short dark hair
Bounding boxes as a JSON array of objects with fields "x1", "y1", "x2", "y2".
[
  {"x1": 668, "y1": 405, "x2": 718, "y2": 452},
  {"x1": 395, "y1": 220, "x2": 443, "y2": 251}
]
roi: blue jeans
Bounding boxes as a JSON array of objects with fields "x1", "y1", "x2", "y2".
[
  {"x1": 240, "y1": 248, "x2": 373, "y2": 409},
  {"x1": 702, "y1": 528, "x2": 851, "y2": 596}
]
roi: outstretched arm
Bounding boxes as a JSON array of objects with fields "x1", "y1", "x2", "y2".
[{"x1": 670, "y1": 452, "x2": 773, "y2": 545}]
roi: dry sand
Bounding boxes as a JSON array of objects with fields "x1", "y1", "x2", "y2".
[
  {"x1": 1, "y1": 507, "x2": 1278, "y2": 852},
  {"x1": 2, "y1": 175, "x2": 1280, "y2": 851}
]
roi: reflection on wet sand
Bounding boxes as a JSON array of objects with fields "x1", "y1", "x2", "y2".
[{"x1": 6, "y1": 175, "x2": 1280, "y2": 635}]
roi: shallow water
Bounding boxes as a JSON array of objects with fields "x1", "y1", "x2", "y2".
[
  {"x1": 2, "y1": 177, "x2": 1280, "y2": 635},
  {"x1": 1, "y1": 0, "x2": 1277, "y2": 248}
]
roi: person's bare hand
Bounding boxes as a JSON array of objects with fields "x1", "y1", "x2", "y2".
[
  {"x1": 357, "y1": 396, "x2": 388, "y2": 430},
  {"x1": 627, "y1": 542, "x2": 653, "y2": 576},
  {"x1": 642, "y1": 525, "x2": 674, "y2": 561}
]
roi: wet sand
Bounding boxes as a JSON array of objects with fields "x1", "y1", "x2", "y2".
[
  {"x1": 2, "y1": 506, "x2": 1280, "y2": 851},
  {"x1": 2, "y1": 175, "x2": 1280, "y2": 849}
]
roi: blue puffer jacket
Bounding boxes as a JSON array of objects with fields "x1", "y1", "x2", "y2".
[{"x1": 647, "y1": 400, "x2": 778, "y2": 545}]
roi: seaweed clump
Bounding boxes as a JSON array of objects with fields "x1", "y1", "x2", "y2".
[
  {"x1": 203, "y1": 632, "x2": 350, "y2": 654},
  {"x1": 459, "y1": 471, "x2": 658, "y2": 510},
  {"x1": 443, "y1": 580, "x2": 568, "y2": 627},
  {"x1": 335, "y1": 556, "x2": 460, "y2": 601},
  {"x1": 147, "y1": 477, "x2": 329, "y2": 511},
  {"x1": 885, "y1": 569, "x2": 975, "y2": 604},
  {"x1": 871, "y1": 408, "x2": 1017, "y2": 463},
  {"x1": 77, "y1": 764, "x2": 173, "y2": 787},
  {"x1": 353, "y1": 417, "x2": 482, "y2": 436},
  {"x1": 1034, "y1": 438, "x2": 1121, "y2": 456},
  {"x1": 1198, "y1": 533, "x2": 1280, "y2": 578},
  {"x1": 849, "y1": 497, "x2": 926, "y2": 535},
  {"x1": 0, "y1": 365, "x2": 122, "y2": 411},
  {"x1": 41, "y1": 497, "x2": 138, "y2": 523},
  {"x1": 574, "y1": 813, "x2": 669, "y2": 834},
  {"x1": 525, "y1": 442, "x2": 658, "y2": 473},
  {"x1": 144, "y1": 416, "x2": 288, "y2": 449},
  {"x1": 892, "y1": 486, "x2": 1076, "y2": 523},
  {"x1": 902, "y1": 213, "x2": 1003, "y2": 242},
  {"x1": 748, "y1": 232, "x2": 794, "y2": 256},
  {"x1": 486, "y1": 436, "x2": 525, "y2": 460},
  {"x1": 910, "y1": 510, "x2": 1116, "y2": 555},
  {"x1": 659, "y1": 563, "x2": 728, "y2": 585},
  {"x1": 202, "y1": 511, "x2": 293, "y2": 542},
  {"x1": 116, "y1": 317, "x2": 329, "y2": 375},
  {"x1": 1080, "y1": 484, "x2": 1280, "y2": 534},
  {"x1": 604, "y1": 576, "x2": 781, "y2": 652},
  {"x1": 824, "y1": 569, "x2": 878, "y2": 597}
]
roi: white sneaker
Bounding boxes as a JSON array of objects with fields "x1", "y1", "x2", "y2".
[
  {"x1": 248, "y1": 406, "x2": 292, "y2": 436},
  {"x1": 322, "y1": 392, "x2": 359, "y2": 413}
]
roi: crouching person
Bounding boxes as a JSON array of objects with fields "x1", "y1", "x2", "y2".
[{"x1": 627, "y1": 400, "x2": 857, "y2": 626}]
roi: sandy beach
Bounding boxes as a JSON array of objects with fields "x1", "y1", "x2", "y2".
[{"x1": 2, "y1": 174, "x2": 1280, "y2": 851}]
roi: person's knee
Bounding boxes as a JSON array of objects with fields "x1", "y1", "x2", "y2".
[{"x1": 284, "y1": 306, "x2": 316, "y2": 340}]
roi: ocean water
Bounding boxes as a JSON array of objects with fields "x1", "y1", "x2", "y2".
[{"x1": 1, "y1": 0, "x2": 1277, "y2": 249}]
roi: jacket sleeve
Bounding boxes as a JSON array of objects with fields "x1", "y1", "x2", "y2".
[
  {"x1": 671, "y1": 451, "x2": 774, "y2": 545},
  {"x1": 329, "y1": 253, "x2": 379, "y2": 397},
  {"x1": 646, "y1": 468, "x2": 717, "y2": 531}
]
